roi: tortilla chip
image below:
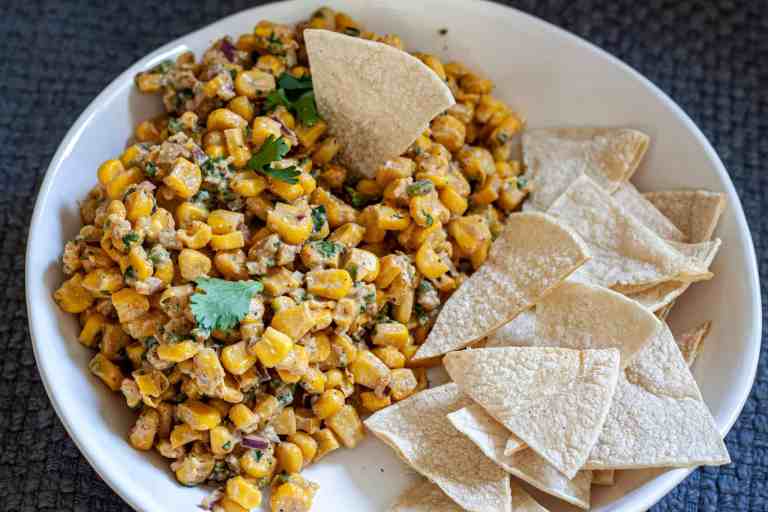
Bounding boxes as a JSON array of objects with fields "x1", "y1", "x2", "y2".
[
  {"x1": 412, "y1": 212, "x2": 590, "y2": 361},
  {"x1": 522, "y1": 127, "x2": 649, "y2": 211},
  {"x1": 365, "y1": 383, "x2": 511, "y2": 512},
  {"x1": 535, "y1": 280, "x2": 661, "y2": 367},
  {"x1": 613, "y1": 182, "x2": 685, "y2": 242},
  {"x1": 484, "y1": 309, "x2": 537, "y2": 348},
  {"x1": 511, "y1": 481, "x2": 550, "y2": 512},
  {"x1": 448, "y1": 404, "x2": 526, "y2": 456},
  {"x1": 448, "y1": 401, "x2": 591, "y2": 508},
  {"x1": 547, "y1": 176, "x2": 712, "y2": 288},
  {"x1": 592, "y1": 470, "x2": 615, "y2": 486},
  {"x1": 627, "y1": 240, "x2": 721, "y2": 312},
  {"x1": 644, "y1": 190, "x2": 726, "y2": 243},
  {"x1": 675, "y1": 321, "x2": 711, "y2": 367},
  {"x1": 656, "y1": 301, "x2": 675, "y2": 320},
  {"x1": 304, "y1": 29, "x2": 454, "y2": 177},
  {"x1": 444, "y1": 347, "x2": 620, "y2": 478},
  {"x1": 585, "y1": 323, "x2": 730, "y2": 469},
  {"x1": 388, "y1": 478, "x2": 465, "y2": 512}
]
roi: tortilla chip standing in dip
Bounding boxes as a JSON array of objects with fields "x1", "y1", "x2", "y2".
[{"x1": 304, "y1": 29, "x2": 455, "y2": 177}]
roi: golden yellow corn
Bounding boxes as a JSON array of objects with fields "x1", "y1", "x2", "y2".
[
  {"x1": 156, "y1": 340, "x2": 201, "y2": 362},
  {"x1": 267, "y1": 202, "x2": 313, "y2": 245},
  {"x1": 306, "y1": 269, "x2": 353, "y2": 300},
  {"x1": 177, "y1": 220, "x2": 212, "y2": 249},
  {"x1": 360, "y1": 391, "x2": 392, "y2": 412},
  {"x1": 448, "y1": 214, "x2": 491, "y2": 254},
  {"x1": 415, "y1": 241, "x2": 449, "y2": 279},
  {"x1": 372, "y1": 346, "x2": 406, "y2": 369},
  {"x1": 207, "y1": 108, "x2": 248, "y2": 130},
  {"x1": 97, "y1": 159, "x2": 124, "y2": 185},
  {"x1": 163, "y1": 157, "x2": 202, "y2": 199},
  {"x1": 329, "y1": 222, "x2": 365, "y2": 248},
  {"x1": 240, "y1": 449, "x2": 277, "y2": 479},
  {"x1": 349, "y1": 350, "x2": 391, "y2": 390},
  {"x1": 81, "y1": 267, "x2": 124, "y2": 297},
  {"x1": 251, "y1": 327, "x2": 294, "y2": 367},
  {"x1": 229, "y1": 403, "x2": 260, "y2": 432},
  {"x1": 295, "y1": 119, "x2": 327, "y2": 148},
  {"x1": 372, "y1": 322, "x2": 410, "y2": 349},
  {"x1": 105, "y1": 167, "x2": 143, "y2": 200},
  {"x1": 288, "y1": 432, "x2": 318, "y2": 464},
  {"x1": 210, "y1": 425, "x2": 236, "y2": 455},
  {"x1": 312, "y1": 428, "x2": 341, "y2": 461},
  {"x1": 221, "y1": 341, "x2": 258, "y2": 375},
  {"x1": 227, "y1": 95, "x2": 256, "y2": 122},
  {"x1": 276, "y1": 442, "x2": 304, "y2": 473},
  {"x1": 390, "y1": 368, "x2": 419, "y2": 401},
  {"x1": 326, "y1": 404, "x2": 365, "y2": 448},
  {"x1": 169, "y1": 423, "x2": 205, "y2": 449},
  {"x1": 224, "y1": 127, "x2": 251, "y2": 168},
  {"x1": 129, "y1": 408, "x2": 160, "y2": 451},
  {"x1": 301, "y1": 367, "x2": 326, "y2": 394},
  {"x1": 226, "y1": 476, "x2": 263, "y2": 509},
  {"x1": 311, "y1": 188, "x2": 358, "y2": 228},
  {"x1": 251, "y1": 116, "x2": 283, "y2": 147},
  {"x1": 111, "y1": 288, "x2": 149, "y2": 322},
  {"x1": 312, "y1": 389, "x2": 345, "y2": 420},
  {"x1": 431, "y1": 114, "x2": 466, "y2": 152},
  {"x1": 295, "y1": 407, "x2": 322, "y2": 435},
  {"x1": 124, "y1": 188, "x2": 154, "y2": 222},
  {"x1": 88, "y1": 353, "x2": 124, "y2": 391},
  {"x1": 210, "y1": 231, "x2": 245, "y2": 251},
  {"x1": 373, "y1": 204, "x2": 411, "y2": 231},
  {"x1": 178, "y1": 248, "x2": 211, "y2": 281},
  {"x1": 78, "y1": 312, "x2": 107, "y2": 347},
  {"x1": 230, "y1": 171, "x2": 268, "y2": 197},
  {"x1": 271, "y1": 302, "x2": 315, "y2": 341},
  {"x1": 177, "y1": 400, "x2": 221, "y2": 431}
]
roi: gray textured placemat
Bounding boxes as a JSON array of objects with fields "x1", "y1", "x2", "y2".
[{"x1": 0, "y1": 1, "x2": 765, "y2": 511}]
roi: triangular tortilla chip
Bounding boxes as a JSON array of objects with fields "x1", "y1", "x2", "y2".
[
  {"x1": 447, "y1": 404, "x2": 526, "y2": 456},
  {"x1": 444, "y1": 347, "x2": 620, "y2": 478},
  {"x1": 522, "y1": 127, "x2": 649, "y2": 211},
  {"x1": 304, "y1": 29, "x2": 454, "y2": 177},
  {"x1": 484, "y1": 309, "x2": 537, "y2": 348},
  {"x1": 675, "y1": 321, "x2": 711, "y2": 367},
  {"x1": 448, "y1": 401, "x2": 591, "y2": 508},
  {"x1": 592, "y1": 470, "x2": 615, "y2": 486},
  {"x1": 534, "y1": 281, "x2": 661, "y2": 367},
  {"x1": 547, "y1": 176, "x2": 712, "y2": 289},
  {"x1": 613, "y1": 182, "x2": 685, "y2": 242},
  {"x1": 585, "y1": 323, "x2": 730, "y2": 469},
  {"x1": 656, "y1": 301, "x2": 675, "y2": 320},
  {"x1": 412, "y1": 212, "x2": 589, "y2": 361},
  {"x1": 626, "y1": 239, "x2": 720, "y2": 311},
  {"x1": 511, "y1": 481, "x2": 550, "y2": 512},
  {"x1": 365, "y1": 383, "x2": 511, "y2": 512},
  {"x1": 388, "y1": 478, "x2": 465, "y2": 512},
  {"x1": 644, "y1": 190, "x2": 726, "y2": 243}
]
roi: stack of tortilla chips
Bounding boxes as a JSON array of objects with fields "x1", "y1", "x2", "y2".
[{"x1": 363, "y1": 129, "x2": 728, "y2": 511}]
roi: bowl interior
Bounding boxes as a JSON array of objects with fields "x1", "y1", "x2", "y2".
[{"x1": 26, "y1": 1, "x2": 761, "y2": 511}]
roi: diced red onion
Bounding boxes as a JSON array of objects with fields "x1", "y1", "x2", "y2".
[
  {"x1": 242, "y1": 434, "x2": 270, "y2": 450},
  {"x1": 220, "y1": 39, "x2": 236, "y2": 62}
]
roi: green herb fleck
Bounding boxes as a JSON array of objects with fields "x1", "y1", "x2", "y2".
[
  {"x1": 153, "y1": 60, "x2": 174, "y2": 74},
  {"x1": 345, "y1": 186, "x2": 375, "y2": 209},
  {"x1": 417, "y1": 280, "x2": 434, "y2": 294},
  {"x1": 423, "y1": 212, "x2": 434, "y2": 227},
  {"x1": 311, "y1": 205, "x2": 327, "y2": 233},
  {"x1": 407, "y1": 180, "x2": 434, "y2": 197},
  {"x1": 266, "y1": 73, "x2": 320, "y2": 126},
  {"x1": 316, "y1": 240, "x2": 341, "y2": 258},
  {"x1": 122, "y1": 232, "x2": 140, "y2": 246},
  {"x1": 144, "y1": 161, "x2": 158, "y2": 178},
  {"x1": 343, "y1": 27, "x2": 361, "y2": 37},
  {"x1": 124, "y1": 266, "x2": 136, "y2": 280},
  {"x1": 347, "y1": 264, "x2": 358, "y2": 281},
  {"x1": 143, "y1": 336, "x2": 159, "y2": 351},
  {"x1": 247, "y1": 135, "x2": 301, "y2": 184},
  {"x1": 168, "y1": 118, "x2": 183, "y2": 134},
  {"x1": 222, "y1": 441, "x2": 232, "y2": 451},
  {"x1": 414, "y1": 304, "x2": 429, "y2": 326},
  {"x1": 190, "y1": 277, "x2": 263, "y2": 331},
  {"x1": 516, "y1": 177, "x2": 528, "y2": 190},
  {"x1": 252, "y1": 449, "x2": 263, "y2": 462}
]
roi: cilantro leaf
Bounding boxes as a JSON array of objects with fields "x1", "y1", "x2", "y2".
[
  {"x1": 265, "y1": 88, "x2": 291, "y2": 111},
  {"x1": 247, "y1": 135, "x2": 300, "y2": 184},
  {"x1": 516, "y1": 177, "x2": 528, "y2": 190},
  {"x1": 316, "y1": 240, "x2": 341, "y2": 258},
  {"x1": 248, "y1": 135, "x2": 291, "y2": 170},
  {"x1": 276, "y1": 73, "x2": 313, "y2": 92},
  {"x1": 311, "y1": 205, "x2": 327, "y2": 233},
  {"x1": 406, "y1": 180, "x2": 434, "y2": 197},
  {"x1": 345, "y1": 186, "x2": 373, "y2": 208},
  {"x1": 190, "y1": 278, "x2": 263, "y2": 331},
  {"x1": 293, "y1": 91, "x2": 319, "y2": 126}
]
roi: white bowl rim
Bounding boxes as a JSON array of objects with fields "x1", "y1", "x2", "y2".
[{"x1": 25, "y1": 1, "x2": 762, "y2": 511}]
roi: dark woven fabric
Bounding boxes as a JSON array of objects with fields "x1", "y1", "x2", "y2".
[{"x1": 0, "y1": 1, "x2": 764, "y2": 510}]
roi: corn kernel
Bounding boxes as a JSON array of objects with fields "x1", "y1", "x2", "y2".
[
  {"x1": 415, "y1": 241, "x2": 449, "y2": 279},
  {"x1": 163, "y1": 157, "x2": 202, "y2": 199},
  {"x1": 111, "y1": 288, "x2": 149, "y2": 323},
  {"x1": 106, "y1": 167, "x2": 143, "y2": 200},
  {"x1": 439, "y1": 186, "x2": 469, "y2": 215},
  {"x1": 207, "y1": 108, "x2": 248, "y2": 130},
  {"x1": 267, "y1": 202, "x2": 313, "y2": 245},
  {"x1": 326, "y1": 404, "x2": 365, "y2": 448},
  {"x1": 221, "y1": 341, "x2": 258, "y2": 376},
  {"x1": 178, "y1": 248, "x2": 211, "y2": 281},
  {"x1": 360, "y1": 391, "x2": 391, "y2": 412},
  {"x1": 229, "y1": 403, "x2": 260, "y2": 432},
  {"x1": 156, "y1": 340, "x2": 201, "y2": 362},
  {"x1": 276, "y1": 442, "x2": 304, "y2": 473},
  {"x1": 210, "y1": 231, "x2": 245, "y2": 251},
  {"x1": 301, "y1": 367, "x2": 326, "y2": 394},
  {"x1": 81, "y1": 268, "x2": 124, "y2": 297},
  {"x1": 342, "y1": 248, "x2": 379, "y2": 282},
  {"x1": 372, "y1": 346, "x2": 406, "y2": 369},
  {"x1": 329, "y1": 223, "x2": 365, "y2": 248},
  {"x1": 98, "y1": 159, "x2": 124, "y2": 186},
  {"x1": 226, "y1": 476, "x2": 263, "y2": 509},
  {"x1": 88, "y1": 353, "x2": 124, "y2": 391},
  {"x1": 230, "y1": 171, "x2": 268, "y2": 198},
  {"x1": 224, "y1": 127, "x2": 251, "y2": 169},
  {"x1": 312, "y1": 428, "x2": 340, "y2": 461},
  {"x1": 177, "y1": 400, "x2": 221, "y2": 430},
  {"x1": 211, "y1": 425, "x2": 236, "y2": 455},
  {"x1": 288, "y1": 432, "x2": 318, "y2": 464},
  {"x1": 240, "y1": 449, "x2": 276, "y2": 479},
  {"x1": 312, "y1": 389, "x2": 345, "y2": 420},
  {"x1": 295, "y1": 119, "x2": 327, "y2": 148},
  {"x1": 251, "y1": 116, "x2": 282, "y2": 147},
  {"x1": 129, "y1": 408, "x2": 160, "y2": 451},
  {"x1": 349, "y1": 350, "x2": 391, "y2": 390},
  {"x1": 295, "y1": 408, "x2": 322, "y2": 434},
  {"x1": 311, "y1": 188, "x2": 358, "y2": 228},
  {"x1": 252, "y1": 327, "x2": 294, "y2": 367},
  {"x1": 306, "y1": 269, "x2": 352, "y2": 300},
  {"x1": 271, "y1": 302, "x2": 315, "y2": 341}
]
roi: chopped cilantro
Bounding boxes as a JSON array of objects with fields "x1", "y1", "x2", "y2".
[
  {"x1": 247, "y1": 135, "x2": 300, "y2": 184},
  {"x1": 343, "y1": 27, "x2": 361, "y2": 37},
  {"x1": 252, "y1": 449, "x2": 263, "y2": 462},
  {"x1": 311, "y1": 205, "x2": 327, "y2": 233},
  {"x1": 414, "y1": 304, "x2": 429, "y2": 326},
  {"x1": 266, "y1": 73, "x2": 320, "y2": 126},
  {"x1": 202, "y1": 156, "x2": 226, "y2": 177},
  {"x1": 153, "y1": 60, "x2": 174, "y2": 74},
  {"x1": 276, "y1": 386, "x2": 294, "y2": 406},
  {"x1": 122, "y1": 232, "x2": 140, "y2": 246},
  {"x1": 345, "y1": 186, "x2": 372, "y2": 208},
  {"x1": 316, "y1": 240, "x2": 341, "y2": 258},
  {"x1": 347, "y1": 264, "x2": 358, "y2": 281},
  {"x1": 423, "y1": 212, "x2": 434, "y2": 227},
  {"x1": 222, "y1": 441, "x2": 232, "y2": 451},
  {"x1": 516, "y1": 177, "x2": 528, "y2": 190},
  {"x1": 124, "y1": 266, "x2": 136, "y2": 280},
  {"x1": 406, "y1": 180, "x2": 434, "y2": 197},
  {"x1": 417, "y1": 280, "x2": 434, "y2": 294},
  {"x1": 364, "y1": 291, "x2": 376, "y2": 304},
  {"x1": 190, "y1": 277, "x2": 263, "y2": 331},
  {"x1": 168, "y1": 118, "x2": 183, "y2": 134},
  {"x1": 144, "y1": 161, "x2": 157, "y2": 178}
]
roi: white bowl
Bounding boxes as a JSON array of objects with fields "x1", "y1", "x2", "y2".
[{"x1": 26, "y1": 1, "x2": 761, "y2": 511}]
